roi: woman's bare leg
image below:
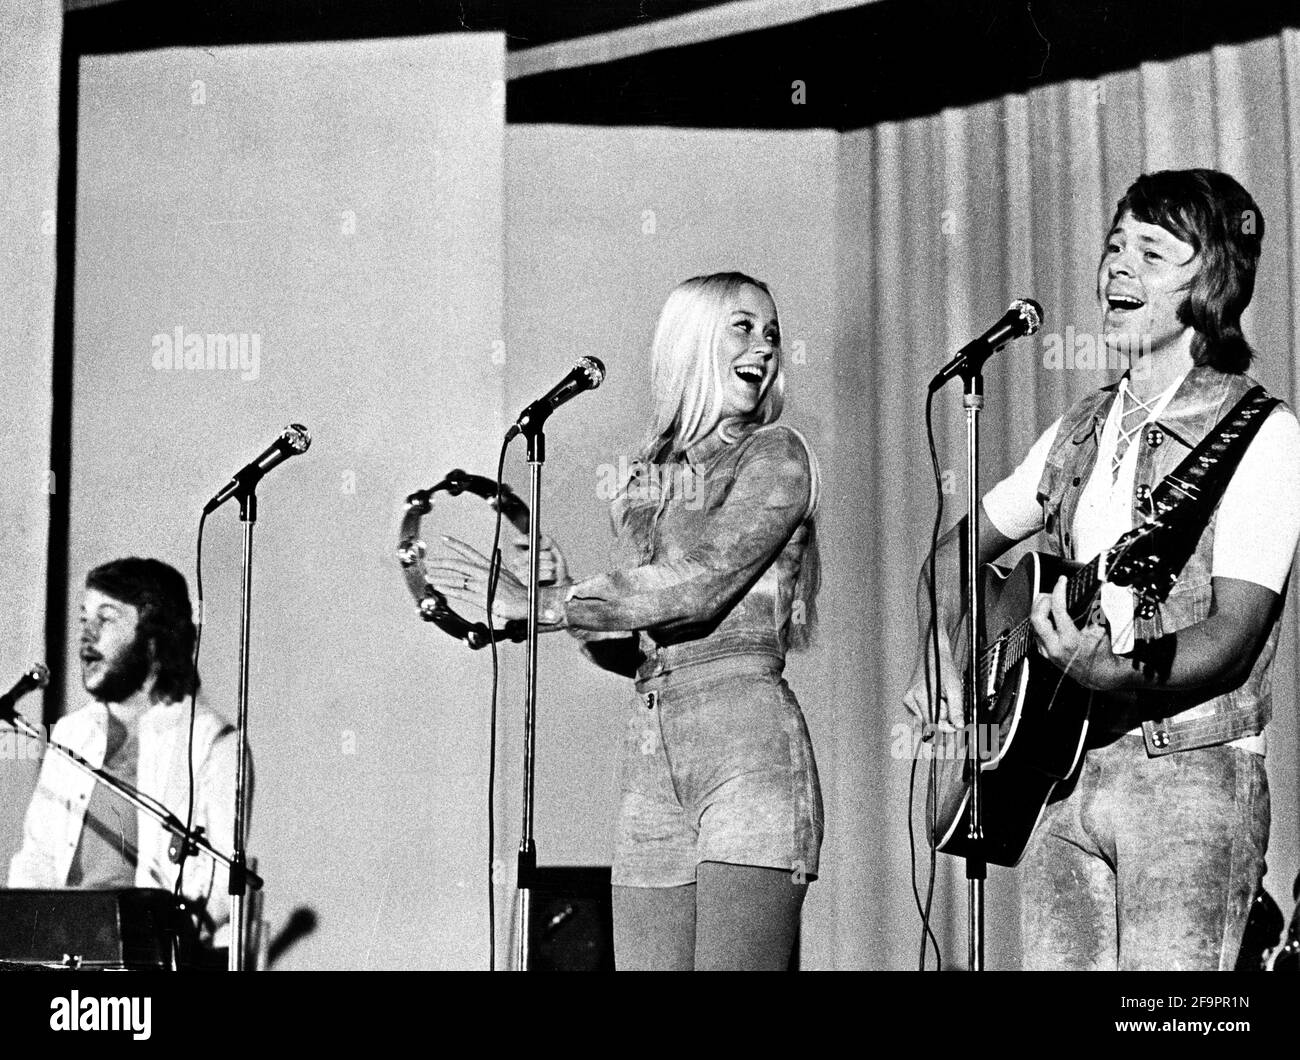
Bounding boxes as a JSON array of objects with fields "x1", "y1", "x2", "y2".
[
  {"x1": 612, "y1": 883, "x2": 696, "y2": 970},
  {"x1": 694, "y1": 861, "x2": 807, "y2": 970}
]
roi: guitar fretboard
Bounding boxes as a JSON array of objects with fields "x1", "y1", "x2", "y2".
[{"x1": 976, "y1": 552, "x2": 1104, "y2": 695}]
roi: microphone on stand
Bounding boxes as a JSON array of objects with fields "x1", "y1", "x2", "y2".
[
  {"x1": 506, "y1": 357, "x2": 606, "y2": 441},
  {"x1": 266, "y1": 907, "x2": 319, "y2": 968},
  {"x1": 929, "y1": 298, "x2": 1043, "y2": 392},
  {"x1": 204, "y1": 424, "x2": 312, "y2": 514},
  {"x1": 0, "y1": 663, "x2": 49, "y2": 723}
]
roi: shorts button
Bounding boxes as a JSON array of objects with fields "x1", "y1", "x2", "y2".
[
  {"x1": 1146, "y1": 427, "x2": 1165, "y2": 448},
  {"x1": 1152, "y1": 729, "x2": 1170, "y2": 749}
]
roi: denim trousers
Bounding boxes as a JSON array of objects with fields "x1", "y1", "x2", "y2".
[{"x1": 1020, "y1": 733, "x2": 1269, "y2": 970}]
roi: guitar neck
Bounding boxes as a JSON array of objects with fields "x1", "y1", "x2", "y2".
[
  {"x1": 1063, "y1": 555, "x2": 1102, "y2": 627},
  {"x1": 982, "y1": 551, "x2": 1105, "y2": 683}
]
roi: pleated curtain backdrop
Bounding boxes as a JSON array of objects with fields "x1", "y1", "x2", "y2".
[
  {"x1": 6, "y1": 9, "x2": 1300, "y2": 970},
  {"x1": 820, "y1": 28, "x2": 1300, "y2": 969}
]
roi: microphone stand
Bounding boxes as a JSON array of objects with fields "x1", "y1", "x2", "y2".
[
  {"x1": 931, "y1": 304, "x2": 1040, "y2": 971},
  {"x1": 0, "y1": 709, "x2": 263, "y2": 966},
  {"x1": 512, "y1": 420, "x2": 544, "y2": 971},
  {"x1": 226, "y1": 486, "x2": 258, "y2": 971},
  {"x1": 960, "y1": 366, "x2": 986, "y2": 971}
]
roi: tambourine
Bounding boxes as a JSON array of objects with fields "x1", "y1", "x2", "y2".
[{"x1": 396, "y1": 469, "x2": 530, "y2": 649}]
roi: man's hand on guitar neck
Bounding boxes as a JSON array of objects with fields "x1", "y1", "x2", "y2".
[
  {"x1": 902, "y1": 628, "x2": 967, "y2": 731},
  {"x1": 1030, "y1": 576, "x2": 1131, "y2": 691}
]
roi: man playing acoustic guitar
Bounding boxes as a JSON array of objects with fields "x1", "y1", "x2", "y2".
[{"x1": 904, "y1": 169, "x2": 1300, "y2": 970}]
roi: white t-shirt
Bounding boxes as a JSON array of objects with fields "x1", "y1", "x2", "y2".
[{"x1": 984, "y1": 377, "x2": 1300, "y2": 753}]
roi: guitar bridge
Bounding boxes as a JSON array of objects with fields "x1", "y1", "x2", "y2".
[{"x1": 983, "y1": 639, "x2": 1002, "y2": 702}]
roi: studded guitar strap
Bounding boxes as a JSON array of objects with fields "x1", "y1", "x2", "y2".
[{"x1": 1130, "y1": 384, "x2": 1281, "y2": 614}]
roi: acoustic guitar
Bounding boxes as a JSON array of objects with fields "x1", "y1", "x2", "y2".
[
  {"x1": 929, "y1": 518, "x2": 1171, "y2": 866},
  {"x1": 928, "y1": 385, "x2": 1280, "y2": 866}
]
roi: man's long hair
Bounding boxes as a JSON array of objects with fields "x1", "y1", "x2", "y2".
[
  {"x1": 86, "y1": 557, "x2": 198, "y2": 703},
  {"x1": 1112, "y1": 168, "x2": 1264, "y2": 373}
]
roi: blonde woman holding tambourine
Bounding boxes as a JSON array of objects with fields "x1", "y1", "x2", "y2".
[{"x1": 431, "y1": 272, "x2": 822, "y2": 971}]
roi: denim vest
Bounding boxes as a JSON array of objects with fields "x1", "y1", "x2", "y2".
[{"x1": 1035, "y1": 366, "x2": 1280, "y2": 755}]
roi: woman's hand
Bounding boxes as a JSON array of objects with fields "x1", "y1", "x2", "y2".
[
  {"x1": 427, "y1": 536, "x2": 529, "y2": 624},
  {"x1": 508, "y1": 532, "x2": 570, "y2": 587}
]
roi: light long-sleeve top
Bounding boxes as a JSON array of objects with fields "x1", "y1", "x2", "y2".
[{"x1": 540, "y1": 421, "x2": 818, "y2": 681}]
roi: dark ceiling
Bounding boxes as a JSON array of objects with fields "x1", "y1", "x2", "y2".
[
  {"x1": 62, "y1": 0, "x2": 1300, "y2": 130},
  {"x1": 61, "y1": 0, "x2": 737, "y2": 48}
]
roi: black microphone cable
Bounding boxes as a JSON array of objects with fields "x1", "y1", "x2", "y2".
[
  {"x1": 483, "y1": 433, "x2": 511, "y2": 971},
  {"x1": 907, "y1": 386, "x2": 946, "y2": 971},
  {"x1": 173, "y1": 507, "x2": 206, "y2": 968}
]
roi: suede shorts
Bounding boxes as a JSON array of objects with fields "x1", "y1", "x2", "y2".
[{"x1": 612, "y1": 655, "x2": 823, "y2": 888}]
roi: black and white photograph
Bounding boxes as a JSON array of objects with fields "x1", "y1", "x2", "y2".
[{"x1": 2, "y1": 0, "x2": 1299, "y2": 1029}]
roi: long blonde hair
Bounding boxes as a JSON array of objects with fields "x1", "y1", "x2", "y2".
[
  {"x1": 638, "y1": 272, "x2": 819, "y2": 650},
  {"x1": 638, "y1": 272, "x2": 787, "y2": 462}
]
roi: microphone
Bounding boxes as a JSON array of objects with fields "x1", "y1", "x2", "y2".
[
  {"x1": 204, "y1": 424, "x2": 312, "y2": 514},
  {"x1": 266, "y1": 906, "x2": 319, "y2": 968},
  {"x1": 929, "y1": 298, "x2": 1043, "y2": 392},
  {"x1": 0, "y1": 663, "x2": 49, "y2": 723},
  {"x1": 506, "y1": 357, "x2": 606, "y2": 441}
]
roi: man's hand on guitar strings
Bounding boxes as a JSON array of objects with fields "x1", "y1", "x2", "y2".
[
  {"x1": 902, "y1": 629, "x2": 966, "y2": 732},
  {"x1": 1030, "y1": 576, "x2": 1129, "y2": 691}
]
